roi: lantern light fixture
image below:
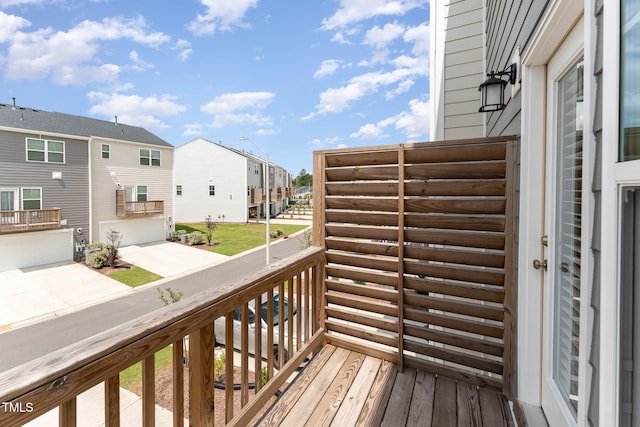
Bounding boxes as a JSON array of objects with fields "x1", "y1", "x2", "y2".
[{"x1": 478, "y1": 63, "x2": 517, "y2": 112}]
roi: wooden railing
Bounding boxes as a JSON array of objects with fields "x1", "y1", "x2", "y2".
[
  {"x1": 250, "y1": 188, "x2": 264, "y2": 204},
  {"x1": 0, "y1": 247, "x2": 325, "y2": 427},
  {"x1": 115, "y1": 190, "x2": 164, "y2": 217},
  {"x1": 0, "y1": 208, "x2": 62, "y2": 233},
  {"x1": 313, "y1": 136, "x2": 518, "y2": 396}
]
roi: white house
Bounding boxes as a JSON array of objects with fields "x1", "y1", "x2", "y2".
[{"x1": 174, "y1": 138, "x2": 291, "y2": 224}]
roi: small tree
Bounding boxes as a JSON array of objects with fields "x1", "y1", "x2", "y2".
[
  {"x1": 204, "y1": 214, "x2": 218, "y2": 245},
  {"x1": 105, "y1": 229, "x2": 122, "y2": 267}
]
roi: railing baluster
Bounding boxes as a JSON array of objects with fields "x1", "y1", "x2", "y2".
[
  {"x1": 278, "y1": 282, "x2": 285, "y2": 370},
  {"x1": 296, "y1": 272, "x2": 302, "y2": 350},
  {"x1": 59, "y1": 398, "x2": 76, "y2": 427},
  {"x1": 241, "y1": 303, "x2": 250, "y2": 407},
  {"x1": 225, "y1": 311, "x2": 234, "y2": 423},
  {"x1": 172, "y1": 339, "x2": 184, "y2": 426},
  {"x1": 287, "y1": 276, "x2": 294, "y2": 356},
  {"x1": 188, "y1": 324, "x2": 215, "y2": 426},
  {"x1": 105, "y1": 376, "x2": 120, "y2": 427},
  {"x1": 142, "y1": 355, "x2": 155, "y2": 427},
  {"x1": 267, "y1": 288, "x2": 275, "y2": 379},
  {"x1": 254, "y1": 295, "x2": 263, "y2": 393}
]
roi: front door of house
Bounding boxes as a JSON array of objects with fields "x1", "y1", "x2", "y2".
[{"x1": 540, "y1": 21, "x2": 584, "y2": 427}]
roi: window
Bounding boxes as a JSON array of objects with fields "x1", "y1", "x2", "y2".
[
  {"x1": 137, "y1": 185, "x2": 148, "y2": 202},
  {"x1": 176, "y1": 185, "x2": 183, "y2": 196},
  {"x1": 209, "y1": 185, "x2": 215, "y2": 196},
  {"x1": 26, "y1": 138, "x2": 64, "y2": 163},
  {"x1": 101, "y1": 144, "x2": 110, "y2": 159},
  {"x1": 140, "y1": 148, "x2": 160, "y2": 166},
  {"x1": 21, "y1": 188, "x2": 41, "y2": 210},
  {"x1": 621, "y1": 0, "x2": 640, "y2": 160}
]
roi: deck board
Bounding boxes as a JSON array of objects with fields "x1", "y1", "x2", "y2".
[{"x1": 257, "y1": 346, "x2": 514, "y2": 427}]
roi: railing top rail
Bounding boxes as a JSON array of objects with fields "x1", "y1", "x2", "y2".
[
  {"x1": 313, "y1": 135, "x2": 519, "y2": 155},
  {"x1": 0, "y1": 247, "x2": 324, "y2": 404}
]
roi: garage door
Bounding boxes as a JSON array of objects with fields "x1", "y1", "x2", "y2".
[
  {"x1": 0, "y1": 228, "x2": 73, "y2": 272},
  {"x1": 99, "y1": 217, "x2": 165, "y2": 247}
]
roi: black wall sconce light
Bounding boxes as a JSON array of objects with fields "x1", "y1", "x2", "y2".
[{"x1": 478, "y1": 63, "x2": 517, "y2": 112}]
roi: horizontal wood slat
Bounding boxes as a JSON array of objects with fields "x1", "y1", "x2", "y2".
[
  {"x1": 325, "y1": 180, "x2": 506, "y2": 197},
  {"x1": 315, "y1": 136, "x2": 518, "y2": 394}
]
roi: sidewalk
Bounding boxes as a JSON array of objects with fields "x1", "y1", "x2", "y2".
[{"x1": 24, "y1": 383, "x2": 182, "y2": 427}]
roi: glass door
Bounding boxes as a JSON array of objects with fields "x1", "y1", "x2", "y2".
[{"x1": 541, "y1": 22, "x2": 584, "y2": 426}]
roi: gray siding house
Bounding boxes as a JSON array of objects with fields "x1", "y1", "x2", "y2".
[
  {"x1": 432, "y1": 1, "x2": 637, "y2": 426},
  {"x1": 0, "y1": 102, "x2": 174, "y2": 271}
]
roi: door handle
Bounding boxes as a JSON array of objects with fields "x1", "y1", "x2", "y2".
[
  {"x1": 560, "y1": 262, "x2": 570, "y2": 273},
  {"x1": 533, "y1": 259, "x2": 548, "y2": 271}
]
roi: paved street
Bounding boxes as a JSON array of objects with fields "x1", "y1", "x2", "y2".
[{"x1": 0, "y1": 227, "x2": 308, "y2": 372}]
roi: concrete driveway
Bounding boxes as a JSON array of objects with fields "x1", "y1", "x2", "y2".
[
  {"x1": 117, "y1": 241, "x2": 228, "y2": 278},
  {"x1": 0, "y1": 242, "x2": 228, "y2": 331}
]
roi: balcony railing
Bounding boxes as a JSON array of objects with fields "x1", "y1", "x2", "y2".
[
  {"x1": 0, "y1": 137, "x2": 518, "y2": 426},
  {"x1": 0, "y1": 247, "x2": 325, "y2": 427},
  {"x1": 250, "y1": 188, "x2": 264, "y2": 205},
  {"x1": 116, "y1": 190, "x2": 164, "y2": 217},
  {"x1": 0, "y1": 208, "x2": 62, "y2": 234}
]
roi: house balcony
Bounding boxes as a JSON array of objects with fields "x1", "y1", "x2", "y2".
[
  {"x1": 0, "y1": 208, "x2": 62, "y2": 234},
  {"x1": 115, "y1": 190, "x2": 164, "y2": 217},
  {"x1": 0, "y1": 137, "x2": 518, "y2": 426},
  {"x1": 285, "y1": 187, "x2": 296, "y2": 198},
  {"x1": 250, "y1": 188, "x2": 264, "y2": 205}
]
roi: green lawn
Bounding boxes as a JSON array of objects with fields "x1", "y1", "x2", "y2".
[
  {"x1": 120, "y1": 345, "x2": 175, "y2": 391},
  {"x1": 176, "y1": 222, "x2": 309, "y2": 256},
  {"x1": 108, "y1": 266, "x2": 163, "y2": 287}
]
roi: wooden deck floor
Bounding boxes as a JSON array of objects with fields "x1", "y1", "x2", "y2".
[{"x1": 257, "y1": 345, "x2": 514, "y2": 427}]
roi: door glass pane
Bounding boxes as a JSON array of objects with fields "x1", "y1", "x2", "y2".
[
  {"x1": 620, "y1": 188, "x2": 640, "y2": 426},
  {"x1": 553, "y1": 58, "x2": 584, "y2": 417},
  {"x1": 621, "y1": 0, "x2": 640, "y2": 160},
  {"x1": 125, "y1": 186, "x2": 134, "y2": 202},
  {"x1": 0, "y1": 191, "x2": 15, "y2": 211}
]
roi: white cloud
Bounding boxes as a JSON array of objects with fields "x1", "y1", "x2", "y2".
[
  {"x1": 129, "y1": 51, "x2": 153, "y2": 72},
  {"x1": 188, "y1": 0, "x2": 259, "y2": 35},
  {"x1": 303, "y1": 67, "x2": 418, "y2": 119},
  {"x1": 404, "y1": 22, "x2": 429, "y2": 55},
  {"x1": 351, "y1": 97, "x2": 429, "y2": 140},
  {"x1": 310, "y1": 136, "x2": 345, "y2": 149},
  {"x1": 322, "y1": 0, "x2": 427, "y2": 30},
  {"x1": 0, "y1": 0, "x2": 43, "y2": 7},
  {"x1": 363, "y1": 22, "x2": 405, "y2": 49},
  {"x1": 173, "y1": 39, "x2": 192, "y2": 61},
  {"x1": 313, "y1": 59, "x2": 342, "y2": 79},
  {"x1": 2, "y1": 16, "x2": 170, "y2": 85},
  {"x1": 88, "y1": 92, "x2": 186, "y2": 131},
  {"x1": 201, "y1": 91, "x2": 275, "y2": 129},
  {"x1": 330, "y1": 32, "x2": 351, "y2": 45},
  {"x1": 0, "y1": 11, "x2": 30, "y2": 43}
]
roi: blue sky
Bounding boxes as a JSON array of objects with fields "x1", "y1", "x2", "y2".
[{"x1": 0, "y1": 0, "x2": 429, "y2": 175}]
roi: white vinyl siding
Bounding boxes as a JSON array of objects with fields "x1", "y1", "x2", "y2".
[{"x1": 90, "y1": 138, "x2": 173, "y2": 245}]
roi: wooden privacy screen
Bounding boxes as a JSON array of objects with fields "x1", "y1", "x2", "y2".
[{"x1": 313, "y1": 137, "x2": 518, "y2": 394}]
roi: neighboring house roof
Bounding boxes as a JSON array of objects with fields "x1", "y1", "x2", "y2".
[
  {"x1": 0, "y1": 102, "x2": 173, "y2": 148},
  {"x1": 178, "y1": 137, "x2": 286, "y2": 170}
]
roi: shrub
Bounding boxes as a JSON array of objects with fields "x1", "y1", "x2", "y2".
[
  {"x1": 189, "y1": 231, "x2": 204, "y2": 245},
  {"x1": 270, "y1": 229, "x2": 284, "y2": 238},
  {"x1": 175, "y1": 229, "x2": 186, "y2": 236},
  {"x1": 214, "y1": 352, "x2": 226, "y2": 382},
  {"x1": 89, "y1": 249, "x2": 108, "y2": 268}
]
